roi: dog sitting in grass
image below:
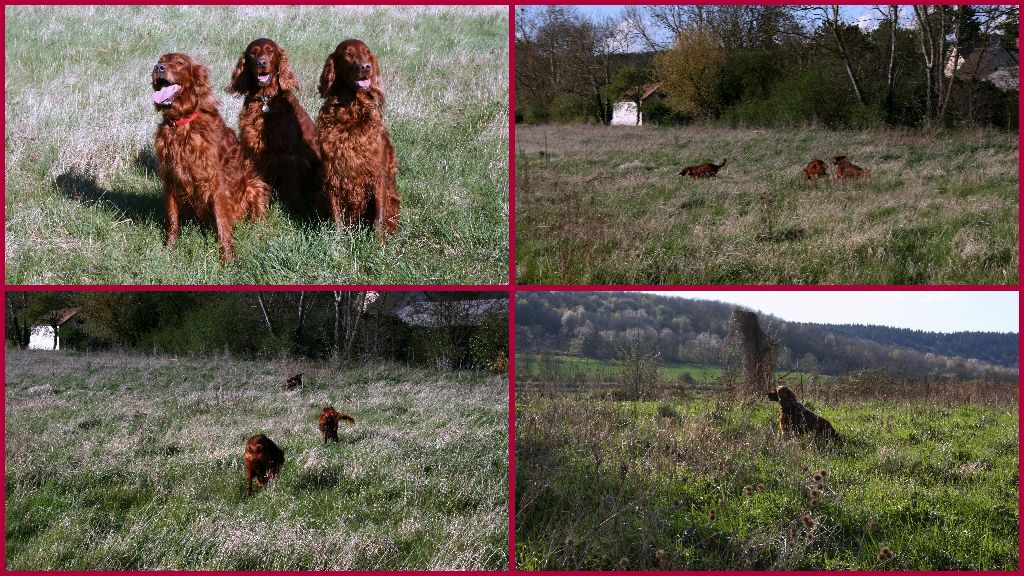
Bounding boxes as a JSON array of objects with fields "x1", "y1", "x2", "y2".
[{"x1": 767, "y1": 385, "x2": 841, "y2": 442}]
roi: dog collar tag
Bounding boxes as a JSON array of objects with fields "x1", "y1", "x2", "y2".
[{"x1": 262, "y1": 103, "x2": 270, "y2": 113}]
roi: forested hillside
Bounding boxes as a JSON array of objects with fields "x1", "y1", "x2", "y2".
[{"x1": 515, "y1": 292, "x2": 1017, "y2": 379}]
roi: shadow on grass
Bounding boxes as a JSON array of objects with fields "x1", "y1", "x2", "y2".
[{"x1": 54, "y1": 167, "x2": 164, "y2": 226}]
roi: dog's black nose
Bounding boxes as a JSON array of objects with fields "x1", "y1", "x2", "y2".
[
  {"x1": 359, "y1": 62, "x2": 371, "y2": 73},
  {"x1": 154, "y1": 63, "x2": 166, "y2": 74},
  {"x1": 257, "y1": 58, "x2": 268, "y2": 68}
]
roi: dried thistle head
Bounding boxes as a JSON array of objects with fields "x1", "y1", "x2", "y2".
[
  {"x1": 708, "y1": 508, "x2": 717, "y2": 521},
  {"x1": 813, "y1": 473, "x2": 823, "y2": 483},
  {"x1": 810, "y1": 488, "x2": 821, "y2": 499},
  {"x1": 618, "y1": 557, "x2": 630, "y2": 569},
  {"x1": 809, "y1": 497, "x2": 819, "y2": 509},
  {"x1": 755, "y1": 483, "x2": 765, "y2": 492},
  {"x1": 877, "y1": 547, "x2": 894, "y2": 561},
  {"x1": 743, "y1": 485, "x2": 753, "y2": 496},
  {"x1": 801, "y1": 512, "x2": 814, "y2": 528},
  {"x1": 738, "y1": 557, "x2": 751, "y2": 569},
  {"x1": 656, "y1": 549, "x2": 667, "y2": 563}
]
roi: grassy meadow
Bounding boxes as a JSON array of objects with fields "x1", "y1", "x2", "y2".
[
  {"x1": 514, "y1": 124, "x2": 1018, "y2": 285},
  {"x1": 5, "y1": 6, "x2": 509, "y2": 285},
  {"x1": 515, "y1": 391, "x2": 1019, "y2": 570},
  {"x1": 5, "y1": 350, "x2": 508, "y2": 570}
]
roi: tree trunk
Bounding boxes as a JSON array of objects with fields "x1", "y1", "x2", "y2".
[
  {"x1": 295, "y1": 291, "x2": 307, "y2": 341},
  {"x1": 342, "y1": 292, "x2": 366, "y2": 361},
  {"x1": 939, "y1": 7, "x2": 963, "y2": 123},
  {"x1": 256, "y1": 294, "x2": 275, "y2": 337},
  {"x1": 333, "y1": 291, "x2": 342, "y2": 361},
  {"x1": 913, "y1": 5, "x2": 937, "y2": 123},
  {"x1": 830, "y1": 5, "x2": 866, "y2": 106},
  {"x1": 885, "y1": 5, "x2": 898, "y2": 120}
]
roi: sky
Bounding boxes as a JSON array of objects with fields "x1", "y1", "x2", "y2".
[
  {"x1": 646, "y1": 291, "x2": 1020, "y2": 334},
  {"x1": 576, "y1": 5, "x2": 885, "y2": 28}
]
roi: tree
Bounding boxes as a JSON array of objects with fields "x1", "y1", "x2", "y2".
[{"x1": 654, "y1": 29, "x2": 725, "y2": 118}]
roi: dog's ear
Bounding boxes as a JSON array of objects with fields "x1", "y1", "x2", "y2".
[
  {"x1": 227, "y1": 52, "x2": 250, "y2": 95},
  {"x1": 277, "y1": 46, "x2": 299, "y2": 92},
  {"x1": 368, "y1": 49, "x2": 385, "y2": 106},
  {"x1": 318, "y1": 55, "x2": 335, "y2": 98},
  {"x1": 190, "y1": 61, "x2": 215, "y2": 105}
]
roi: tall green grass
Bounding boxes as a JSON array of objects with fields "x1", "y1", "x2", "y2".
[
  {"x1": 5, "y1": 350, "x2": 509, "y2": 570},
  {"x1": 515, "y1": 124, "x2": 1018, "y2": 285},
  {"x1": 515, "y1": 392, "x2": 1018, "y2": 570},
  {"x1": 5, "y1": 6, "x2": 509, "y2": 284}
]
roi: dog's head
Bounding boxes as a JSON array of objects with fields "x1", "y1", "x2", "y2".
[
  {"x1": 767, "y1": 385, "x2": 797, "y2": 403},
  {"x1": 229, "y1": 38, "x2": 298, "y2": 95},
  {"x1": 318, "y1": 39, "x2": 382, "y2": 101},
  {"x1": 152, "y1": 53, "x2": 214, "y2": 115},
  {"x1": 830, "y1": 155, "x2": 848, "y2": 165}
]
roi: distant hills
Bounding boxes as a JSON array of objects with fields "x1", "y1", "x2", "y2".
[{"x1": 515, "y1": 292, "x2": 1018, "y2": 380}]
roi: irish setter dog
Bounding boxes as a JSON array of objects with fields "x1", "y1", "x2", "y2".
[
  {"x1": 767, "y1": 386, "x2": 841, "y2": 442},
  {"x1": 152, "y1": 53, "x2": 269, "y2": 263},
  {"x1": 680, "y1": 158, "x2": 727, "y2": 179},
  {"x1": 244, "y1": 434, "x2": 284, "y2": 496},
  {"x1": 804, "y1": 159, "x2": 828, "y2": 180},
  {"x1": 282, "y1": 373, "x2": 303, "y2": 391},
  {"x1": 318, "y1": 406, "x2": 356, "y2": 443},
  {"x1": 229, "y1": 38, "x2": 321, "y2": 213},
  {"x1": 316, "y1": 39, "x2": 400, "y2": 236},
  {"x1": 831, "y1": 155, "x2": 871, "y2": 179}
]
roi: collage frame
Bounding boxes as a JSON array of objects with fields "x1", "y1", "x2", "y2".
[{"x1": 2, "y1": 1, "x2": 1022, "y2": 573}]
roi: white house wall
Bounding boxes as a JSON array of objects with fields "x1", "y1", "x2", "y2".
[
  {"x1": 29, "y1": 326, "x2": 58, "y2": 350},
  {"x1": 611, "y1": 102, "x2": 641, "y2": 126}
]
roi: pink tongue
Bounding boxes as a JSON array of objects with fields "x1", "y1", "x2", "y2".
[
  {"x1": 258, "y1": 74, "x2": 271, "y2": 85},
  {"x1": 356, "y1": 79, "x2": 371, "y2": 91},
  {"x1": 152, "y1": 84, "x2": 181, "y2": 104}
]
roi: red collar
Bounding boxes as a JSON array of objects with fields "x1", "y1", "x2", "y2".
[{"x1": 172, "y1": 109, "x2": 200, "y2": 127}]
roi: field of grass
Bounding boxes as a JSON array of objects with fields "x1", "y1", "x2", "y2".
[
  {"x1": 516, "y1": 353, "x2": 725, "y2": 382},
  {"x1": 5, "y1": 6, "x2": 508, "y2": 285},
  {"x1": 515, "y1": 391, "x2": 1018, "y2": 570},
  {"x1": 515, "y1": 124, "x2": 1018, "y2": 285},
  {"x1": 5, "y1": 350, "x2": 508, "y2": 570}
]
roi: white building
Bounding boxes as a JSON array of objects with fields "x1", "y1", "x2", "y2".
[
  {"x1": 28, "y1": 308, "x2": 80, "y2": 351},
  {"x1": 611, "y1": 83, "x2": 664, "y2": 126}
]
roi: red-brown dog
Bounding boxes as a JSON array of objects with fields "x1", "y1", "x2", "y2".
[
  {"x1": 831, "y1": 155, "x2": 871, "y2": 179},
  {"x1": 804, "y1": 159, "x2": 828, "y2": 180},
  {"x1": 244, "y1": 434, "x2": 284, "y2": 496},
  {"x1": 318, "y1": 406, "x2": 356, "y2": 443},
  {"x1": 680, "y1": 158, "x2": 727, "y2": 179},
  {"x1": 767, "y1": 386, "x2": 841, "y2": 442}
]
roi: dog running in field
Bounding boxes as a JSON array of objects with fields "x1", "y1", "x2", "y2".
[
  {"x1": 804, "y1": 159, "x2": 828, "y2": 180},
  {"x1": 831, "y1": 155, "x2": 871, "y2": 179},
  {"x1": 244, "y1": 434, "x2": 284, "y2": 496},
  {"x1": 151, "y1": 53, "x2": 269, "y2": 263},
  {"x1": 283, "y1": 373, "x2": 302, "y2": 391},
  {"x1": 318, "y1": 406, "x2": 356, "y2": 443},
  {"x1": 767, "y1": 385, "x2": 841, "y2": 442},
  {"x1": 680, "y1": 158, "x2": 727, "y2": 179}
]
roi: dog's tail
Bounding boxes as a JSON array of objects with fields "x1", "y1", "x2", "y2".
[
  {"x1": 717, "y1": 157, "x2": 727, "y2": 168},
  {"x1": 339, "y1": 413, "x2": 356, "y2": 425},
  {"x1": 243, "y1": 174, "x2": 271, "y2": 219}
]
